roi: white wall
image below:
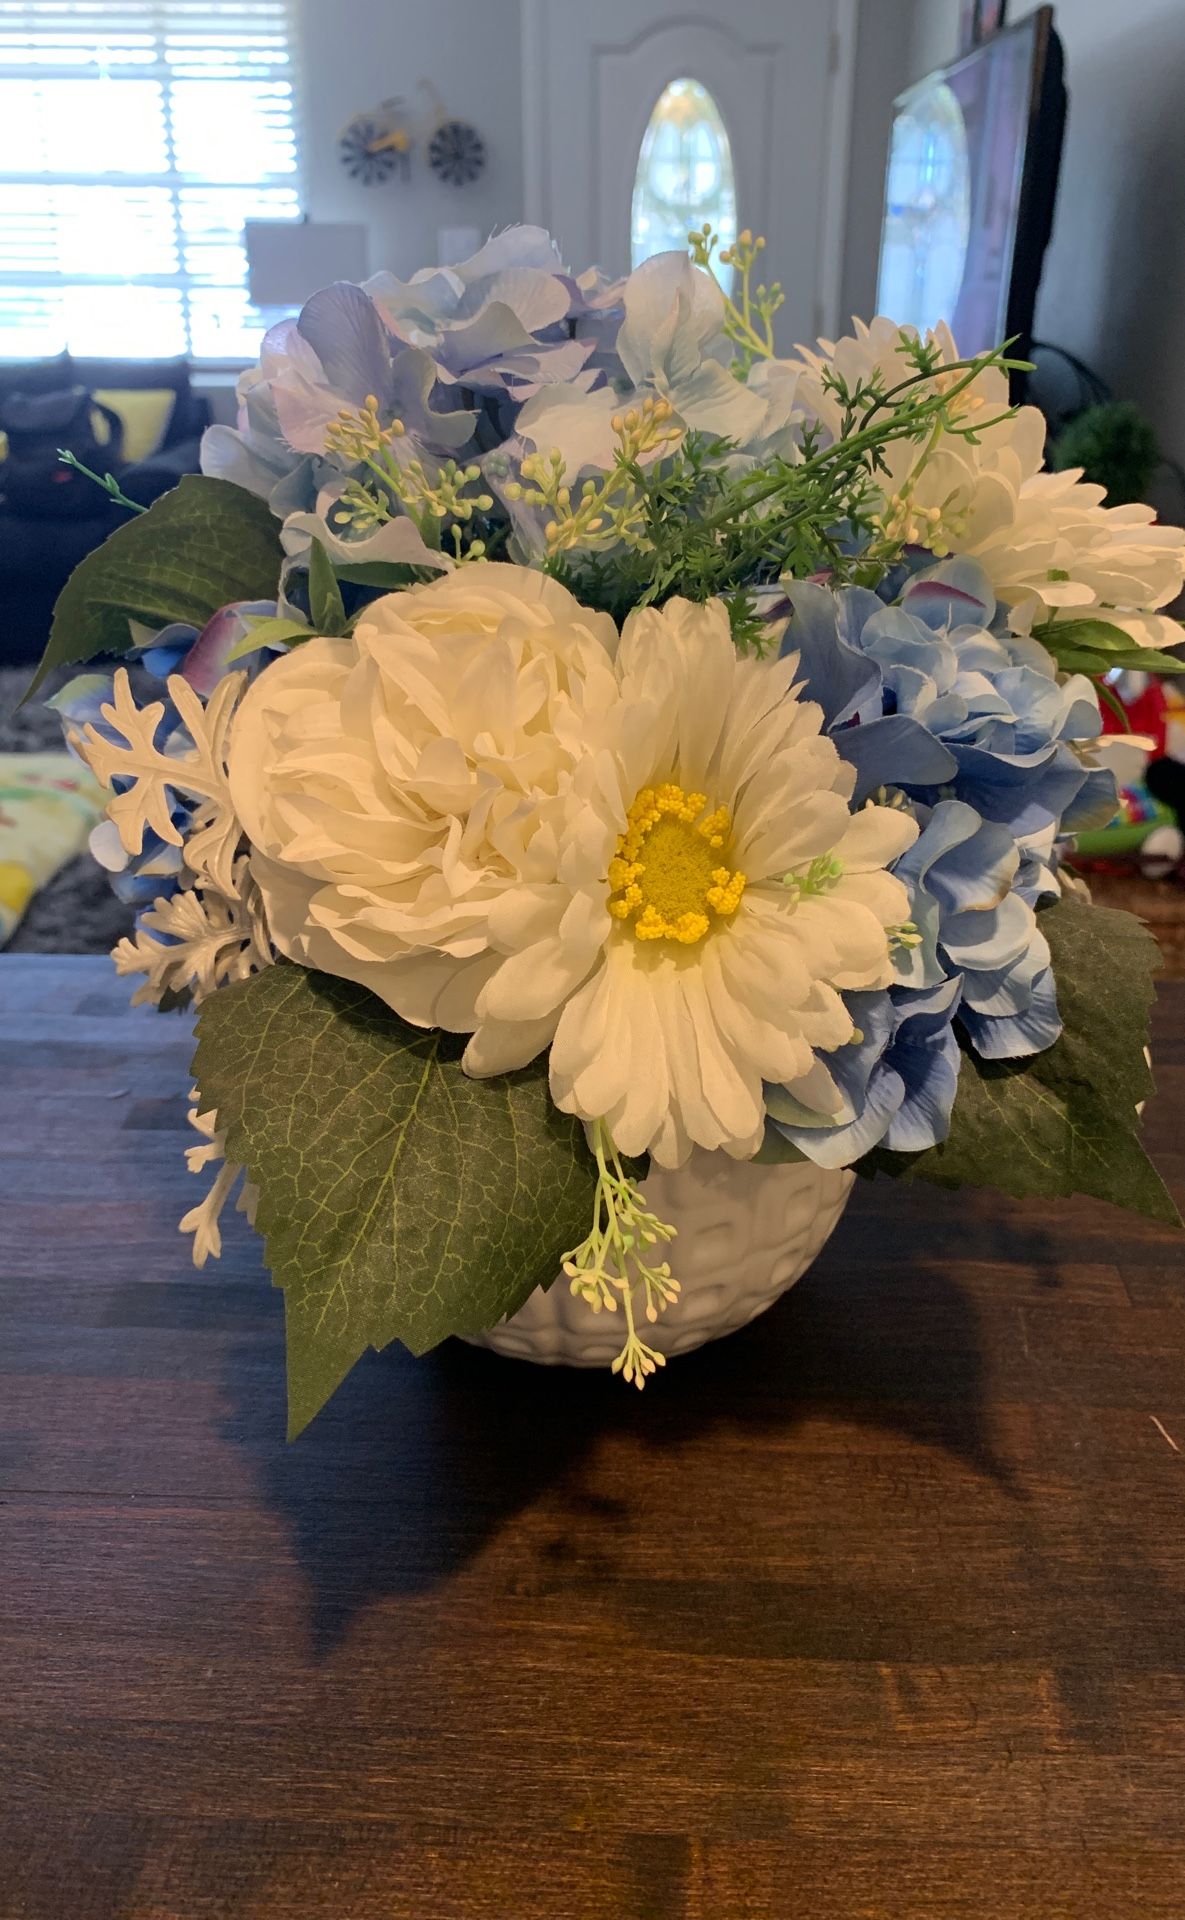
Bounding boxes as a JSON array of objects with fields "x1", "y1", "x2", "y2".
[
  {"x1": 293, "y1": 0, "x2": 525, "y2": 280},
  {"x1": 839, "y1": 0, "x2": 915, "y2": 327},
  {"x1": 907, "y1": 0, "x2": 1185, "y2": 467},
  {"x1": 294, "y1": 0, "x2": 859, "y2": 343}
]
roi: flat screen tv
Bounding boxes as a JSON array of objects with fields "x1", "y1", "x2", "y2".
[{"x1": 875, "y1": 8, "x2": 1066, "y2": 374}]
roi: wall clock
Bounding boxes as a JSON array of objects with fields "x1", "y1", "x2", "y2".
[
  {"x1": 427, "y1": 119, "x2": 486, "y2": 188},
  {"x1": 338, "y1": 98, "x2": 413, "y2": 186}
]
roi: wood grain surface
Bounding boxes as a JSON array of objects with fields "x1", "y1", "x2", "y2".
[{"x1": 1, "y1": 954, "x2": 1183, "y2": 1920}]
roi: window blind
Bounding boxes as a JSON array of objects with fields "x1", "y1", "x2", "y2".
[{"x1": 0, "y1": 0, "x2": 301, "y2": 362}]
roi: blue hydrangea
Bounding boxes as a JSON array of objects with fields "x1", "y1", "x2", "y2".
[
  {"x1": 201, "y1": 226, "x2": 606, "y2": 543},
  {"x1": 777, "y1": 557, "x2": 1117, "y2": 837},
  {"x1": 512, "y1": 251, "x2": 771, "y2": 476},
  {"x1": 759, "y1": 555, "x2": 1112, "y2": 1165},
  {"x1": 763, "y1": 795, "x2": 1061, "y2": 1166},
  {"x1": 766, "y1": 975, "x2": 963, "y2": 1166},
  {"x1": 893, "y1": 799, "x2": 1061, "y2": 1059}
]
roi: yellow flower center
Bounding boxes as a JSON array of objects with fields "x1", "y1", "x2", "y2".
[{"x1": 607, "y1": 782, "x2": 746, "y2": 945}]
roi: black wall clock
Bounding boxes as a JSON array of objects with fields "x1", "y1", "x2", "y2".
[
  {"x1": 338, "y1": 101, "x2": 413, "y2": 186},
  {"x1": 427, "y1": 120, "x2": 486, "y2": 188}
]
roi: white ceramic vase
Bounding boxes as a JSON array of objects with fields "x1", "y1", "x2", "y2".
[{"x1": 463, "y1": 1150, "x2": 854, "y2": 1368}]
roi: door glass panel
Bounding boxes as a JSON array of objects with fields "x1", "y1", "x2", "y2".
[{"x1": 631, "y1": 78, "x2": 737, "y2": 285}]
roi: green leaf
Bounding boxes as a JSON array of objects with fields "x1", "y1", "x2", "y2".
[
  {"x1": 224, "y1": 616, "x2": 312, "y2": 664},
  {"x1": 1094, "y1": 676, "x2": 1132, "y2": 729},
  {"x1": 1056, "y1": 645, "x2": 1185, "y2": 678},
  {"x1": 1129, "y1": 648, "x2": 1183, "y2": 672},
  {"x1": 862, "y1": 898, "x2": 1180, "y2": 1227},
  {"x1": 751, "y1": 1126, "x2": 807, "y2": 1166},
  {"x1": 1036, "y1": 616, "x2": 1185, "y2": 677},
  {"x1": 1038, "y1": 617, "x2": 1140, "y2": 655},
  {"x1": 192, "y1": 965, "x2": 599, "y2": 1437},
  {"x1": 23, "y1": 475, "x2": 284, "y2": 703},
  {"x1": 307, "y1": 537, "x2": 347, "y2": 635},
  {"x1": 1105, "y1": 646, "x2": 1185, "y2": 675},
  {"x1": 1048, "y1": 648, "x2": 1115, "y2": 675}
]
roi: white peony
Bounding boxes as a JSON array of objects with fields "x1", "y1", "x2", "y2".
[
  {"x1": 786, "y1": 317, "x2": 1185, "y2": 646},
  {"x1": 227, "y1": 565, "x2": 620, "y2": 1027},
  {"x1": 230, "y1": 566, "x2": 916, "y2": 1169}
]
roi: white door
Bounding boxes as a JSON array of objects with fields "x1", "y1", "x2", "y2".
[{"x1": 521, "y1": 0, "x2": 855, "y2": 344}]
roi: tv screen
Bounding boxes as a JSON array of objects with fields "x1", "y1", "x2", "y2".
[{"x1": 875, "y1": 9, "x2": 1064, "y2": 360}]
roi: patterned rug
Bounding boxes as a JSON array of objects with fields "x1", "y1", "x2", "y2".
[{"x1": 0, "y1": 668, "x2": 134, "y2": 955}]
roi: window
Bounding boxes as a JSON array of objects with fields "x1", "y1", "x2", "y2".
[
  {"x1": 630, "y1": 77, "x2": 736, "y2": 287},
  {"x1": 0, "y1": 0, "x2": 301, "y2": 362}
]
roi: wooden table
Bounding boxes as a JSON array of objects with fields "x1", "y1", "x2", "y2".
[{"x1": 2, "y1": 954, "x2": 1183, "y2": 1920}]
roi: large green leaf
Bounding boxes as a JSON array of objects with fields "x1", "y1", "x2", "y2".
[
  {"x1": 193, "y1": 965, "x2": 598, "y2": 1437},
  {"x1": 23, "y1": 475, "x2": 284, "y2": 701},
  {"x1": 862, "y1": 898, "x2": 1180, "y2": 1226}
]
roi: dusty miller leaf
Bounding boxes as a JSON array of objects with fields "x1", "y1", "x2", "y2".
[
  {"x1": 193, "y1": 965, "x2": 598, "y2": 1437},
  {"x1": 861, "y1": 898, "x2": 1180, "y2": 1227}
]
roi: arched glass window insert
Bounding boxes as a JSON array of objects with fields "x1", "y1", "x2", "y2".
[
  {"x1": 630, "y1": 78, "x2": 737, "y2": 287},
  {"x1": 875, "y1": 81, "x2": 971, "y2": 335}
]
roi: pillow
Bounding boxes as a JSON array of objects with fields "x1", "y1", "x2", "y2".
[{"x1": 92, "y1": 387, "x2": 176, "y2": 463}]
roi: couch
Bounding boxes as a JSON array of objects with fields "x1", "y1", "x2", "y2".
[{"x1": 0, "y1": 355, "x2": 212, "y2": 667}]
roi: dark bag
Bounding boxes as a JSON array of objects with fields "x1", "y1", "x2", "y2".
[{"x1": 0, "y1": 385, "x2": 124, "y2": 518}]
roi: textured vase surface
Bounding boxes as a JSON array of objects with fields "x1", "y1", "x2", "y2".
[{"x1": 463, "y1": 1150, "x2": 854, "y2": 1367}]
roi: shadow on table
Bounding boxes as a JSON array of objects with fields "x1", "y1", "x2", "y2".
[{"x1": 216, "y1": 1175, "x2": 1042, "y2": 1655}]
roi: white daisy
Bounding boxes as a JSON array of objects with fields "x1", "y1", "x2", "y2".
[{"x1": 466, "y1": 595, "x2": 917, "y2": 1168}]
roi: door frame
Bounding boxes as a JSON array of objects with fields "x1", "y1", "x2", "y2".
[{"x1": 521, "y1": 0, "x2": 857, "y2": 338}]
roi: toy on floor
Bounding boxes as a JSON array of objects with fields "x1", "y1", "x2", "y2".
[{"x1": 1069, "y1": 673, "x2": 1185, "y2": 881}]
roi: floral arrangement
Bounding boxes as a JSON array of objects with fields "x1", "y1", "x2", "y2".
[{"x1": 30, "y1": 225, "x2": 1184, "y2": 1434}]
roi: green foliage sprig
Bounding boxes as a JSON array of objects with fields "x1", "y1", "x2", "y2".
[
  {"x1": 689, "y1": 224, "x2": 785, "y2": 373},
  {"x1": 324, "y1": 393, "x2": 494, "y2": 557},
  {"x1": 549, "y1": 339, "x2": 1028, "y2": 645},
  {"x1": 56, "y1": 448, "x2": 147, "y2": 515}
]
